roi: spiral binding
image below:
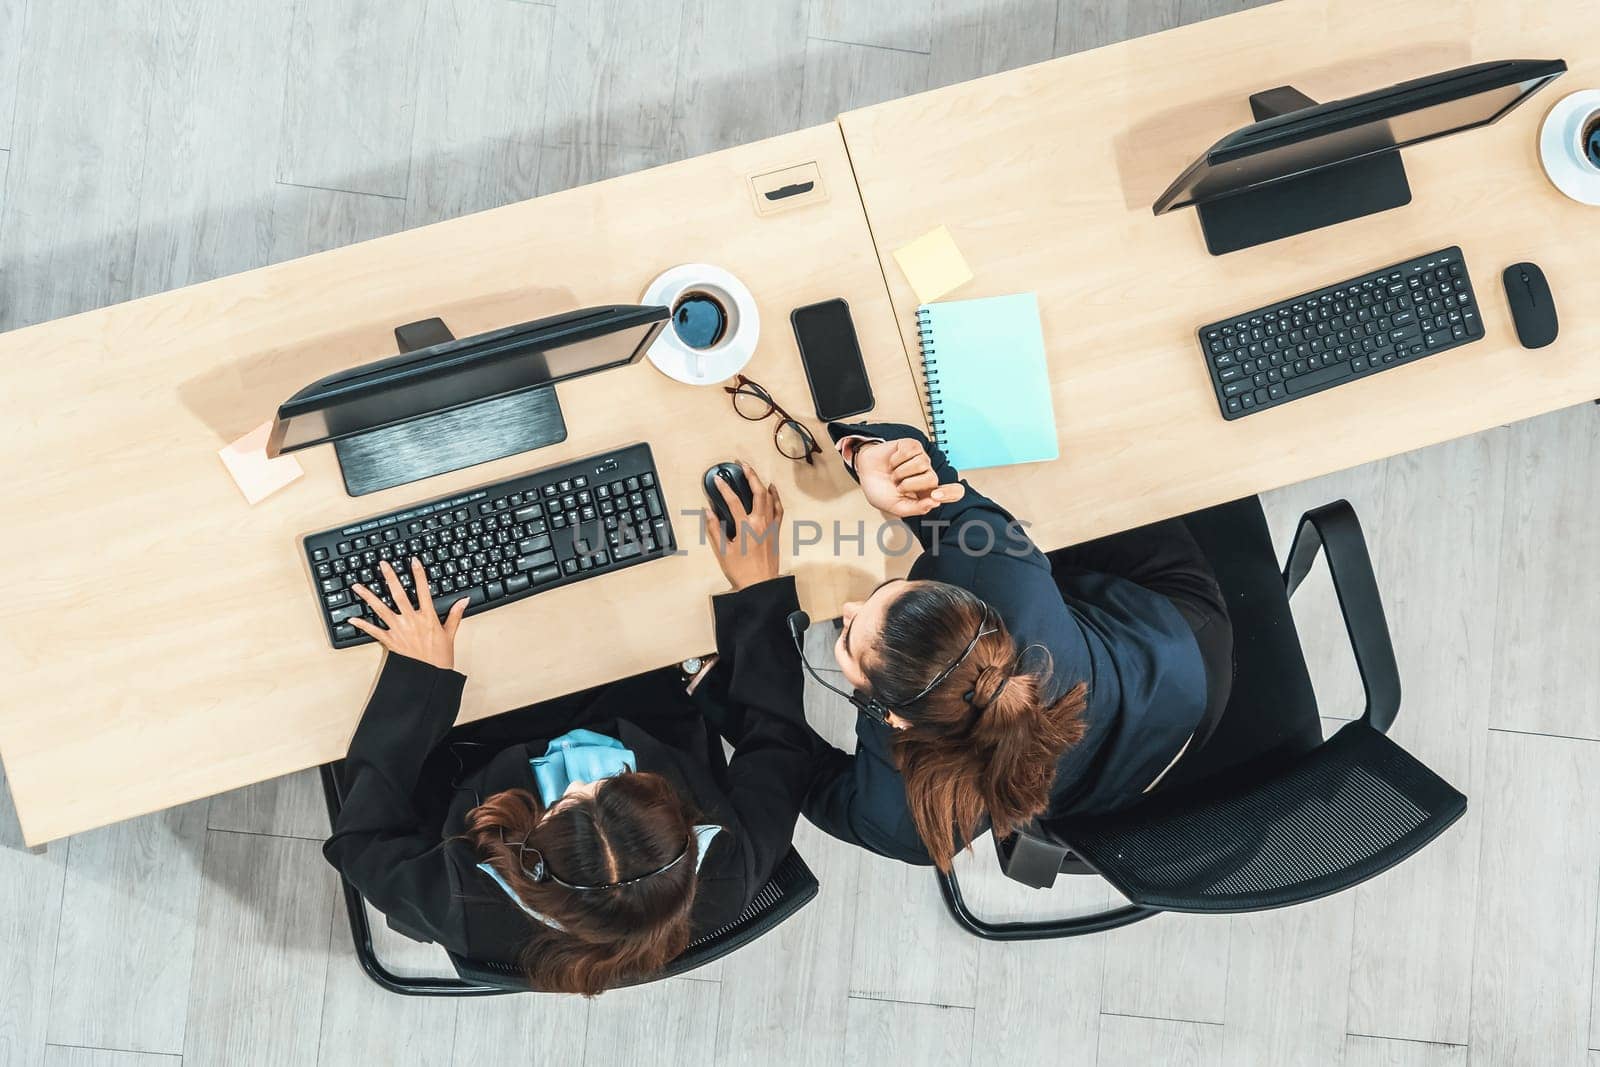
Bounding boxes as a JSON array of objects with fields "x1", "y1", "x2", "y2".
[{"x1": 916, "y1": 307, "x2": 947, "y2": 449}]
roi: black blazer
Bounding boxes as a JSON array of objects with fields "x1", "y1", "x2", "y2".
[
  {"x1": 323, "y1": 576, "x2": 815, "y2": 967},
  {"x1": 803, "y1": 422, "x2": 1208, "y2": 864}
]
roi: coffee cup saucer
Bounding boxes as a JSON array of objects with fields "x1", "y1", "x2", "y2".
[{"x1": 641, "y1": 265, "x2": 761, "y2": 385}]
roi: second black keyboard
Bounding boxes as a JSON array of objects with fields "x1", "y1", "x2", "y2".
[
  {"x1": 1199, "y1": 246, "x2": 1484, "y2": 420},
  {"x1": 304, "y1": 443, "x2": 675, "y2": 649}
]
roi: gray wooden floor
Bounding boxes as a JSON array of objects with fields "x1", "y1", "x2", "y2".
[{"x1": 1, "y1": 1, "x2": 1597, "y2": 1065}]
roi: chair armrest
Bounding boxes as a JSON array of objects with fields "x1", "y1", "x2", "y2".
[
  {"x1": 1282, "y1": 500, "x2": 1401, "y2": 732},
  {"x1": 937, "y1": 869, "x2": 1160, "y2": 941},
  {"x1": 318, "y1": 763, "x2": 510, "y2": 996},
  {"x1": 1001, "y1": 829, "x2": 1072, "y2": 889}
]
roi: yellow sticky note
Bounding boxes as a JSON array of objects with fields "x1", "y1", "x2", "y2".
[
  {"x1": 219, "y1": 419, "x2": 304, "y2": 505},
  {"x1": 892, "y1": 225, "x2": 974, "y2": 304}
]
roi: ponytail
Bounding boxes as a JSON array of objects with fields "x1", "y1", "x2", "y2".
[
  {"x1": 962, "y1": 646, "x2": 1086, "y2": 847},
  {"x1": 861, "y1": 583, "x2": 1086, "y2": 871}
]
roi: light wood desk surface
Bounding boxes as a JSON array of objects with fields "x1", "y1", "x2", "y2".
[
  {"x1": 9, "y1": 0, "x2": 1598, "y2": 845},
  {"x1": 839, "y1": 0, "x2": 1598, "y2": 551},
  {"x1": 0, "y1": 124, "x2": 924, "y2": 845}
]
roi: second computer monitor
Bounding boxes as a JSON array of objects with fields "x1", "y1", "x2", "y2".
[{"x1": 1153, "y1": 59, "x2": 1567, "y2": 254}]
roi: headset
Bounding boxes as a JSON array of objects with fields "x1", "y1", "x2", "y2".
[
  {"x1": 786, "y1": 608, "x2": 996, "y2": 726},
  {"x1": 514, "y1": 835, "x2": 691, "y2": 892}
]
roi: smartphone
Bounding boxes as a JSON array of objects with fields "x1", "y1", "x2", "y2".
[{"x1": 791, "y1": 298, "x2": 875, "y2": 421}]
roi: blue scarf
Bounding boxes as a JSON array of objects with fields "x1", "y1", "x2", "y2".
[
  {"x1": 528, "y1": 728, "x2": 636, "y2": 799},
  {"x1": 476, "y1": 728, "x2": 721, "y2": 929}
]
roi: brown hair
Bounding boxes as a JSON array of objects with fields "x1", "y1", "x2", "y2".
[
  {"x1": 861, "y1": 581, "x2": 1087, "y2": 870},
  {"x1": 460, "y1": 771, "x2": 699, "y2": 995}
]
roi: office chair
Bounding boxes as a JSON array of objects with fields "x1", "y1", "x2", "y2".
[
  {"x1": 319, "y1": 762, "x2": 820, "y2": 995},
  {"x1": 938, "y1": 496, "x2": 1467, "y2": 941}
]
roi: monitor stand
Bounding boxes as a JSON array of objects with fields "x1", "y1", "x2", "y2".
[
  {"x1": 1196, "y1": 85, "x2": 1412, "y2": 256},
  {"x1": 332, "y1": 317, "x2": 568, "y2": 497}
]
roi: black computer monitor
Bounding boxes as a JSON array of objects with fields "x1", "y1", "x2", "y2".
[
  {"x1": 268, "y1": 305, "x2": 667, "y2": 455},
  {"x1": 1153, "y1": 59, "x2": 1566, "y2": 254},
  {"x1": 267, "y1": 304, "x2": 668, "y2": 495}
]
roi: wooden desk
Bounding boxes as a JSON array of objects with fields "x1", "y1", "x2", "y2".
[
  {"x1": 0, "y1": 124, "x2": 924, "y2": 845},
  {"x1": 839, "y1": 0, "x2": 1599, "y2": 550},
  {"x1": 8, "y1": 0, "x2": 1597, "y2": 846}
]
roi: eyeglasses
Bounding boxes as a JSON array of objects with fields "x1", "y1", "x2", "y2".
[{"x1": 723, "y1": 374, "x2": 823, "y2": 463}]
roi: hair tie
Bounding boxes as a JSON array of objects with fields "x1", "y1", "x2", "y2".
[
  {"x1": 988, "y1": 675, "x2": 1011, "y2": 706},
  {"x1": 963, "y1": 673, "x2": 1010, "y2": 710}
]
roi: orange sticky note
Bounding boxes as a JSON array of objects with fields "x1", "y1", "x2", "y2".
[{"x1": 219, "y1": 420, "x2": 303, "y2": 505}]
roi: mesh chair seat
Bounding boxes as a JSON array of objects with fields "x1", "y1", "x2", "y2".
[{"x1": 1060, "y1": 718, "x2": 1465, "y2": 913}]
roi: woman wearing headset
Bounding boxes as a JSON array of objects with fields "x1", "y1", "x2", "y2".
[
  {"x1": 798, "y1": 423, "x2": 1237, "y2": 870},
  {"x1": 323, "y1": 465, "x2": 814, "y2": 994}
]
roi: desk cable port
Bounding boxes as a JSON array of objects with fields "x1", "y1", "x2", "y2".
[{"x1": 764, "y1": 181, "x2": 815, "y2": 201}]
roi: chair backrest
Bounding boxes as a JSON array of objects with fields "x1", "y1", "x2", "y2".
[
  {"x1": 1056, "y1": 718, "x2": 1465, "y2": 912},
  {"x1": 1174, "y1": 494, "x2": 1325, "y2": 781},
  {"x1": 447, "y1": 847, "x2": 819, "y2": 990}
]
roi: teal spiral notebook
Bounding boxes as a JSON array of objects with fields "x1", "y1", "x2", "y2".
[{"x1": 916, "y1": 292, "x2": 1059, "y2": 470}]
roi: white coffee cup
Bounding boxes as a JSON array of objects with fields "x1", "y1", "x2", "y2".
[{"x1": 1540, "y1": 90, "x2": 1600, "y2": 205}]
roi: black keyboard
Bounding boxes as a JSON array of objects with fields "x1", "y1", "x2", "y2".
[
  {"x1": 304, "y1": 443, "x2": 675, "y2": 649},
  {"x1": 1199, "y1": 247, "x2": 1484, "y2": 419}
]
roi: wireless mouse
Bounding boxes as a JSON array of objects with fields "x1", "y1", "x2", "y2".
[
  {"x1": 1503, "y1": 262, "x2": 1558, "y2": 349},
  {"x1": 703, "y1": 462, "x2": 753, "y2": 541}
]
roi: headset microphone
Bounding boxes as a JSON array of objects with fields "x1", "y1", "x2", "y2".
[
  {"x1": 786, "y1": 610, "x2": 811, "y2": 643},
  {"x1": 785, "y1": 610, "x2": 893, "y2": 725}
]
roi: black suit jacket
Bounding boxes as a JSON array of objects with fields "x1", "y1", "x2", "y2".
[
  {"x1": 802, "y1": 422, "x2": 1207, "y2": 865},
  {"x1": 323, "y1": 576, "x2": 815, "y2": 967}
]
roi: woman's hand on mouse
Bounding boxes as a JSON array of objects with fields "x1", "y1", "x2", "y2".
[
  {"x1": 704, "y1": 461, "x2": 783, "y2": 591},
  {"x1": 349, "y1": 558, "x2": 468, "y2": 670},
  {"x1": 855, "y1": 438, "x2": 965, "y2": 518}
]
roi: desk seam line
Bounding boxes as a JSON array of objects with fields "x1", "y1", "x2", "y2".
[{"x1": 832, "y1": 116, "x2": 927, "y2": 432}]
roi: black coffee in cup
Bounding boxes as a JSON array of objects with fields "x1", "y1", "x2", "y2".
[
  {"x1": 1585, "y1": 112, "x2": 1600, "y2": 170},
  {"x1": 672, "y1": 291, "x2": 727, "y2": 350}
]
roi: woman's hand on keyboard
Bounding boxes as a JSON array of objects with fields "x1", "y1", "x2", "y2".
[{"x1": 349, "y1": 558, "x2": 468, "y2": 671}]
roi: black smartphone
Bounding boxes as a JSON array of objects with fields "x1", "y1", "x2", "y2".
[{"x1": 790, "y1": 298, "x2": 875, "y2": 421}]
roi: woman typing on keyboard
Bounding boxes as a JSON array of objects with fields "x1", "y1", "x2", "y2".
[
  {"x1": 323, "y1": 464, "x2": 815, "y2": 995},
  {"x1": 800, "y1": 422, "x2": 1235, "y2": 871}
]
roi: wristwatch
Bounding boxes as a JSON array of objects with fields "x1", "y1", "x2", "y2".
[{"x1": 680, "y1": 653, "x2": 720, "y2": 694}]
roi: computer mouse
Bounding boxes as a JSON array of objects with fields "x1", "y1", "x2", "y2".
[
  {"x1": 1503, "y1": 262, "x2": 1558, "y2": 349},
  {"x1": 702, "y1": 462, "x2": 753, "y2": 541}
]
